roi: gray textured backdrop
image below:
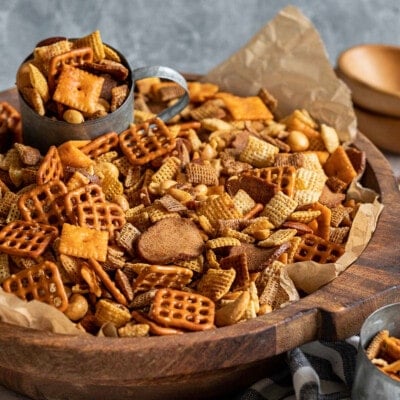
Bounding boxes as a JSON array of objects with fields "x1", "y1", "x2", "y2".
[{"x1": 0, "y1": 0, "x2": 400, "y2": 90}]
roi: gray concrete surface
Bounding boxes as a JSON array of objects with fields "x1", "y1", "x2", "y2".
[{"x1": 0, "y1": 0, "x2": 399, "y2": 90}]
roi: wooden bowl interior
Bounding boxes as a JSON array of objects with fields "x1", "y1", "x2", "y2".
[{"x1": 338, "y1": 44, "x2": 400, "y2": 95}]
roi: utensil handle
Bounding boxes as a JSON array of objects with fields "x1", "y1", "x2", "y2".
[{"x1": 132, "y1": 66, "x2": 190, "y2": 122}]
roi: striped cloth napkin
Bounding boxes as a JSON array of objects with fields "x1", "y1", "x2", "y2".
[{"x1": 232, "y1": 336, "x2": 359, "y2": 400}]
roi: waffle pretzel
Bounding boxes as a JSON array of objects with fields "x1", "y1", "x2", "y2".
[
  {"x1": 18, "y1": 180, "x2": 68, "y2": 227},
  {"x1": 0, "y1": 220, "x2": 57, "y2": 258},
  {"x1": 293, "y1": 233, "x2": 345, "y2": 263},
  {"x1": 132, "y1": 265, "x2": 193, "y2": 295},
  {"x1": 63, "y1": 183, "x2": 105, "y2": 222},
  {"x1": 119, "y1": 117, "x2": 176, "y2": 165},
  {"x1": 150, "y1": 288, "x2": 215, "y2": 331},
  {"x1": 74, "y1": 201, "x2": 126, "y2": 240},
  {"x1": 2, "y1": 261, "x2": 68, "y2": 311},
  {"x1": 36, "y1": 145, "x2": 64, "y2": 185},
  {"x1": 80, "y1": 131, "x2": 119, "y2": 159}
]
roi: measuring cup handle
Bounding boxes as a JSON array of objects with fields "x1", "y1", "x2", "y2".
[{"x1": 132, "y1": 66, "x2": 189, "y2": 122}]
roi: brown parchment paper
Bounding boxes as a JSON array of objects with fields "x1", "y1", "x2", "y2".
[
  {"x1": 204, "y1": 5, "x2": 357, "y2": 142},
  {"x1": 0, "y1": 5, "x2": 383, "y2": 333}
]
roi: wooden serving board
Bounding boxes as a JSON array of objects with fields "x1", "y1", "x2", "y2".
[{"x1": 0, "y1": 87, "x2": 399, "y2": 400}]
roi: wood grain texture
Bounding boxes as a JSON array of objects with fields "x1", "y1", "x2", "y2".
[{"x1": 0, "y1": 87, "x2": 399, "y2": 400}]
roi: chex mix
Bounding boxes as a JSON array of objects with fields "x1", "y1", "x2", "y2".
[{"x1": 0, "y1": 34, "x2": 371, "y2": 336}]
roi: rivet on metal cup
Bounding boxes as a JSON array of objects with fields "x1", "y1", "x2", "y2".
[
  {"x1": 18, "y1": 44, "x2": 189, "y2": 154},
  {"x1": 352, "y1": 302, "x2": 400, "y2": 400}
]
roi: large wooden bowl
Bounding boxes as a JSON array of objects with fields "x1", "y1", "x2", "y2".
[{"x1": 0, "y1": 87, "x2": 399, "y2": 400}]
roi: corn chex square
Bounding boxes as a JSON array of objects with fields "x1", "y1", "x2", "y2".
[{"x1": 262, "y1": 191, "x2": 298, "y2": 227}]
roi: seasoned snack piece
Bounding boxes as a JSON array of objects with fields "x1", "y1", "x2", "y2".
[
  {"x1": 18, "y1": 179, "x2": 68, "y2": 227},
  {"x1": 185, "y1": 162, "x2": 218, "y2": 186},
  {"x1": 226, "y1": 175, "x2": 277, "y2": 205},
  {"x1": 137, "y1": 217, "x2": 204, "y2": 264},
  {"x1": 88, "y1": 258, "x2": 127, "y2": 306},
  {"x1": 229, "y1": 242, "x2": 290, "y2": 272},
  {"x1": 48, "y1": 47, "x2": 94, "y2": 90},
  {"x1": 64, "y1": 183, "x2": 105, "y2": 221},
  {"x1": 245, "y1": 166, "x2": 296, "y2": 197},
  {"x1": 293, "y1": 233, "x2": 345, "y2": 263},
  {"x1": 150, "y1": 288, "x2": 215, "y2": 331},
  {"x1": 59, "y1": 223, "x2": 109, "y2": 262},
  {"x1": 197, "y1": 268, "x2": 236, "y2": 302},
  {"x1": 132, "y1": 265, "x2": 193, "y2": 295},
  {"x1": 73, "y1": 30, "x2": 105, "y2": 62},
  {"x1": 262, "y1": 191, "x2": 298, "y2": 227},
  {"x1": 2, "y1": 261, "x2": 68, "y2": 311},
  {"x1": 28, "y1": 63, "x2": 49, "y2": 102},
  {"x1": 323, "y1": 146, "x2": 357, "y2": 185},
  {"x1": 75, "y1": 202, "x2": 126, "y2": 240},
  {"x1": 239, "y1": 135, "x2": 279, "y2": 168},
  {"x1": 216, "y1": 92, "x2": 273, "y2": 120},
  {"x1": 131, "y1": 310, "x2": 183, "y2": 335},
  {"x1": 119, "y1": 117, "x2": 176, "y2": 165},
  {"x1": 215, "y1": 291, "x2": 250, "y2": 327},
  {"x1": 36, "y1": 145, "x2": 63, "y2": 185},
  {"x1": 0, "y1": 220, "x2": 57, "y2": 258},
  {"x1": 94, "y1": 299, "x2": 130, "y2": 328},
  {"x1": 80, "y1": 131, "x2": 119, "y2": 159},
  {"x1": 53, "y1": 65, "x2": 104, "y2": 114},
  {"x1": 197, "y1": 192, "x2": 242, "y2": 228}
]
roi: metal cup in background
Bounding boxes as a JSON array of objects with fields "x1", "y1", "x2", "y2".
[
  {"x1": 352, "y1": 302, "x2": 400, "y2": 399},
  {"x1": 18, "y1": 44, "x2": 189, "y2": 154}
]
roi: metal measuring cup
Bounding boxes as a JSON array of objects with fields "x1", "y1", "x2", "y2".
[
  {"x1": 352, "y1": 302, "x2": 400, "y2": 399},
  {"x1": 18, "y1": 44, "x2": 189, "y2": 154}
]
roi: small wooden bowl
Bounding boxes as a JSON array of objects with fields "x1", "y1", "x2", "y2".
[
  {"x1": 355, "y1": 105, "x2": 400, "y2": 154},
  {"x1": 1, "y1": 87, "x2": 400, "y2": 400},
  {"x1": 337, "y1": 44, "x2": 400, "y2": 117}
]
